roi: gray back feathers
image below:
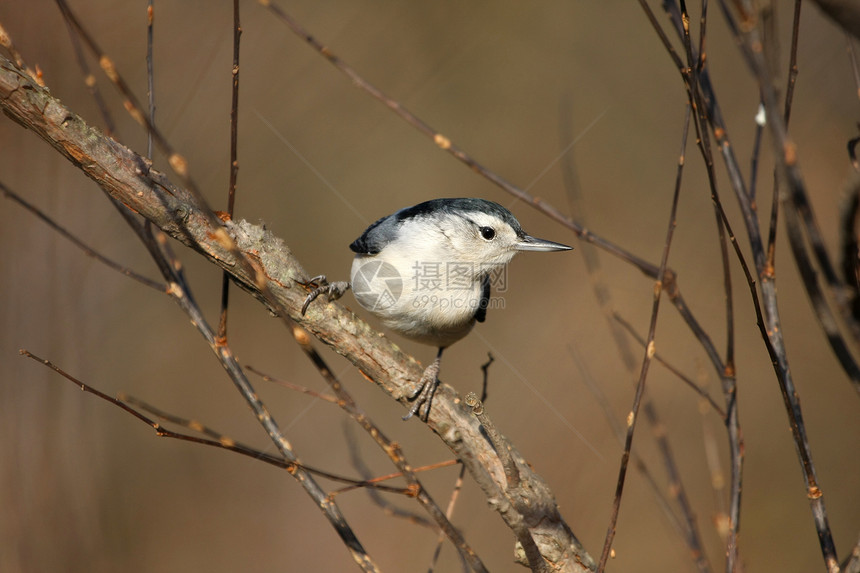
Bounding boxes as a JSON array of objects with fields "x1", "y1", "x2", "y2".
[{"x1": 349, "y1": 198, "x2": 523, "y2": 254}]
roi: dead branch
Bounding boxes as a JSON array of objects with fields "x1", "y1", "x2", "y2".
[{"x1": 0, "y1": 53, "x2": 595, "y2": 573}]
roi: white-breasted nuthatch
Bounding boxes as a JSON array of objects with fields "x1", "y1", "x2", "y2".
[{"x1": 302, "y1": 198, "x2": 572, "y2": 420}]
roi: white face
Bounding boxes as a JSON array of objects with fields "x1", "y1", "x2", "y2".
[{"x1": 436, "y1": 211, "x2": 522, "y2": 273}]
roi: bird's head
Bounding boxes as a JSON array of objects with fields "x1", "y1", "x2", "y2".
[{"x1": 424, "y1": 198, "x2": 572, "y2": 273}]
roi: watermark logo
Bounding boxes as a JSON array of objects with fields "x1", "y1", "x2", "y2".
[
  {"x1": 353, "y1": 260, "x2": 509, "y2": 312},
  {"x1": 352, "y1": 260, "x2": 403, "y2": 311}
]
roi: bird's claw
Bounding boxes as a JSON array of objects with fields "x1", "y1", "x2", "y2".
[
  {"x1": 402, "y1": 357, "x2": 442, "y2": 421},
  {"x1": 401, "y1": 379, "x2": 437, "y2": 421},
  {"x1": 300, "y1": 275, "x2": 350, "y2": 316}
]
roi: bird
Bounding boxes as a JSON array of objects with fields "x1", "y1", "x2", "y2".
[{"x1": 302, "y1": 198, "x2": 572, "y2": 420}]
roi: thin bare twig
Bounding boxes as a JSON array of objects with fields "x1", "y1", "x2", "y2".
[
  {"x1": 597, "y1": 103, "x2": 690, "y2": 572},
  {"x1": 479, "y1": 353, "x2": 494, "y2": 403},
  {"x1": 342, "y1": 424, "x2": 435, "y2": 528},
  {"x1": 258, "y1": 0, "x2": 658, "y2": 281},
  {"x1": 20, "y1": 351, "x2": 410, "y2": 496},
  {"x1": 750, "y1": 103, "x2": 765, "y2": 202},
  {"x1": 247, "y1": 365, "x2": 339, "y2": 404},
  {"x1": 428, "y1": 358, "x2": 493, "y2": 573},
  {"x1": 47, "y1": 10, "x2": 389, "y2": 568},
  {"x1": 141, "y1": 217, "x2": 383, "y2": 571},
  {"x1": 258, "y1": 17, "x2": 744, "y2": 550},
  {"x1": 61, "y1": 13, "x2": 115, "y2": 136},
  {"x1": 840, "y1": 175, "x2": 860, "y2": 336},
  {"x1": 843, "y1": 532, "x2": 860, "y2": 573},
  {"x1": 465, "y1": 393, "x2": 519, "y2": 490},
  {"x1": 0, "y1": 21, "x2": 43, "y2": 86},
  {"x1": 10, "y1": 19, "x2": 382, "y2": 559},
  {"x1": 146, "y1": 0, "x2": 154, "y2": 156},
  {"x1": 779, "y1": 2, "x2": 860, "y2": 391},
  {"x1": 429, "y1": 465, "x2": 469, "y2": 573},
  {"x1": 332, "y1": 459, "x2": 460, "y2": 498},
  {"x1": 716, "y1": 3, "x2": 840, "y2": 570},
  {"x1": 643, "y1": 3, "x2": 747, "y2": 566},
  {"x1": 227, "y1": 0, "x2": 240, "y2": 220},
  {"x1": 675, "y1": 6, "x2": 745, "y2": 566},
  {"x1": 560, "y1": 97, "x2": 712, "y2": 572},
  {"x1": 156, "y1": 239, "x2": 382, "y2": 571},
  {"x1": 568, "y1": 344, "x2": 700, "y2": 557},
  {"x1": 53, "y1": 0, "x2": 295, "y2": 341},
  {"x1": 613, "y1": 312, "x2": 725, "y2": 418},
  {"x1": 0, "y1": 53, "x2": 593, "y2": 571},
  {"x1": 253, "y1": 360, "x2": 489, "y2": 573},
  {"x1": 0, "y1": 181, "x2": 164, "y2": 291},
  {"x1": 463, "y1": 391, "x2": 551, "y2": 572},
  {"x1": 785, "y1": 200, "x2": 860, "y2": 386},
  {"x1": 128, "y1": 387, "x2": 460, "y2": 500},
  {"x1": 217, "y1": 0, "x2": 242, "y2": 342}
]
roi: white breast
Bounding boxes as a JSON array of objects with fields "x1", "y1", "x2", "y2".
[{"x1": 350, "y1": 241, "x2": 484, "y2": 347}]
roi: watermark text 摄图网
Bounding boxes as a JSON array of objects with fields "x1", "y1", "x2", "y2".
[{"x1": 411, "y1": 261, "x2": 508, "y2": 293}]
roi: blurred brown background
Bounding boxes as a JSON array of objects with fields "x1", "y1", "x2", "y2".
[{"x1": 1, "y1": 1, "x2": 858, "y2": 572}]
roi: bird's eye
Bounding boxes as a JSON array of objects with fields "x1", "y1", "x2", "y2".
[{"x1": 479, "y1": 226, "x2": 496, "y2": 241}]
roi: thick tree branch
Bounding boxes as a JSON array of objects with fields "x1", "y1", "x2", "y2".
[{"x1": 0, "y1": 54, "x2": 594, "y2": 572}]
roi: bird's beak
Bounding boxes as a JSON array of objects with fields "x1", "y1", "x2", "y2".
[{"x1": 515, "y1": 234, "x2": 573, "y2": 252}]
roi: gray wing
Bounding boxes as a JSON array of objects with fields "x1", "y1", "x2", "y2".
[
  {"x1": 475, "y1": 274, "x2": 490, "y2": 323},
  {"x1": 349, "y1": 214, "x2": 399, "y2": 255}
]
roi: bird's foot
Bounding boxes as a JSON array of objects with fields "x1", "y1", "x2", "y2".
[
  {"x1": 300, "y1": 275, "x2": 351, "y2": 315},
  {"x1": 402, "y1": 357, "x2": 442, "y2": 421}
]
